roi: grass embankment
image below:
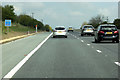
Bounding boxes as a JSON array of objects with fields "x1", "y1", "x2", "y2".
[
  {"x1": 1, "y1": 21, "x2": 40, "y2": 40},
  {"x1": 0, "y1": 21, "x2": 2, "y2": 40}
]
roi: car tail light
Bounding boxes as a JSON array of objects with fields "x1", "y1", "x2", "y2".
[
  {"x1": 114, "y1": 31, "x2": 119, "y2": 34},
  {"x1": 99, "y1": 31, "x2": 104, "y2": 34}
]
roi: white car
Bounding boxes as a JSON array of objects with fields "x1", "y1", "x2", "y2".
[
  {"x1": 81, "y1": 25, "x2": 95, "y2": 36},
  {"x1": 53, "y1": 26, "x2": 67, "y2": 38}
]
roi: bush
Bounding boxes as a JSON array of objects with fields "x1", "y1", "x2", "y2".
[{"x1": 113, "y1": 19, "x2": 120, "y2": 29}]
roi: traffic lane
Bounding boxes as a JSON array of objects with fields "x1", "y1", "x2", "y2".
[
  {"x1": 12, "y1": 33, "x2": 118, "y2": 78},
  {"x1": 69, "y1": 31, "x2": 118, "y2": 53},
  {"x1": 69, "y1": 31, "x2": 118, "y2": 62},
  {"x1": 80, "y1": 36, "x2": 118, "y2": 60},
  {"x1": 72, "y1": 30, "x2": 119, "y2": 64},
  {"x1": 80, "y1": 36, "x2": 118, "y2": 63},
  {"x1": 2, "y1": 32, "x2": 51, "y2": 77}
]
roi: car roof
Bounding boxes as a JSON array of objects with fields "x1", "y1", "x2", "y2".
[
  {"x1": 83, "y1": 25, "x2": 93, "y2": 26},
  {"x1": 55, "y1": 26, "x2": 65, "y2": 29},
  {"x1": 100, "y1": 24, "x2": 116, "y2": 26},
  {"x1": 56, "y1": 26, "x2": 65, "y2": 28}
]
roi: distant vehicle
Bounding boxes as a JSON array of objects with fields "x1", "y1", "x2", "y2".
[
  {"x1": 81, "y1": 25, "x2": 94, "y2": 36},
  {"x1": 94, "y1": 24, "x2": 119, "y2": 43},
  {"x1": 68, "y1": 27, "x2": 74, "y2": 32},
  {"x1": 53, "y1": 26, "x2": 67, "y2": 38}
]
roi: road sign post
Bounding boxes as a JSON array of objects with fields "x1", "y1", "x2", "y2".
[
  {"x1": 6, "y1": 26, "x2": 9, "y2": 33},
  {"x1": 36, "y1": 25, "x2": 37, "y2": 33},
  {"x1": 5, "y1": 20, "x2": 11, "y2": 33}
]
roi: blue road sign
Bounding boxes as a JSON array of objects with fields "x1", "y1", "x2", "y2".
[{"x1": 5, "y1": 20, "x2": 11, "y2": 26}]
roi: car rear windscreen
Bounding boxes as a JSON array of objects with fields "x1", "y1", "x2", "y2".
[
  {"x1": 55, "y1": 27, "x2": 65, "y2": 30},
  {"x1": 101, "y1": 26, "x2": 117, "y2": 31},
  {"x1": 84, "y1": 26, "x2": 93, "y2": 28}
]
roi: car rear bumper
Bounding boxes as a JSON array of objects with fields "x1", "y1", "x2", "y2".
[
  {"x1": 82, "y1": 32, "x2": 94, "y2": 35},
  {"x1": 99, "y1": 35, "x2": 119, "y2": 40},
  {"x1": 53, "y1": 32, "x2": 67, "y2": 36},
  {"x1": 68, "y1": 30, "x2": 73, "y2": 31}
]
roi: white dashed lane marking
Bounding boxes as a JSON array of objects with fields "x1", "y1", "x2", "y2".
[
  {"x1": 81, "y1": 40, "x2": 84, "y2": 42},
  {"x1": 96, "y1": 50, "x2": 102, "y2": 53},
  {"x1": 87, "y1": 44, "x2": 90, "y2": 46},
  {"x1": 70, "y1": 33, "x2": 119, "y2": 68}
]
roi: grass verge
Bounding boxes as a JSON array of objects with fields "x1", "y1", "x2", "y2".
[{"x1": 1, "y1": 21, "x2": 41, "y2": 40}]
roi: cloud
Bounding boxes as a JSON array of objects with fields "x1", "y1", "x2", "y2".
[
  {"x1": 34, "y1": 7, "x2": 59, "y2": 21},
  {"x1": 2, "y1": 2, "x2": 118, "y2": 28},
  {"x1": 97, "y1": 4, "x2": 118, "y2": 22},
  {"x1": 14, "y1": 5, "x2": 22, "y2": 14},
  {"x1": 2, "y1": 2, "x2": 45, "y2": 15},
  {"x1": 1, "y1": 0, "x2": 119, "y2": 2},
  {"x1": 70, "y1": 11, "x2": 84, "y2": 16},
  {"x1": 98, "y1": 8, "x2": 110, "y2": 16}
]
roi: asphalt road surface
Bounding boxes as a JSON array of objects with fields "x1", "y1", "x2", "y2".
[
  {"x1": 3, "y1": 31, "x2": 119, "y2": 79},
  {"x1": 2, "y1": 32, "x2": 51, "y2": 78}
]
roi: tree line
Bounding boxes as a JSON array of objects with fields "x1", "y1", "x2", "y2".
[
  {"x1": 81, "y1": 15, "x2": 120, "y2": 29},
  {"x1": 1, "y1": 5, "x2": 50, "y2": 31}
]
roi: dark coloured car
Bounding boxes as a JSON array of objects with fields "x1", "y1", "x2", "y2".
[{"x1": 94, "y1": 24, "x2": 119, "y2": 43}]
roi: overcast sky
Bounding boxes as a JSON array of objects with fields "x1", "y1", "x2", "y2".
[{"x1": 2, "y1": 2, "x2": 118, "y2": 29}]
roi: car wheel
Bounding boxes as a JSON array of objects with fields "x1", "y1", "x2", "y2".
[
  {"x1": 97, "y1": 39, "x2": 101, "y2": 43},
  {"x1": 81, "y1": 34, "x2": 83, "y2": 36},
  {"x1": 116, "y1": 40, "x2": 119, "y2": 43},
  {"x1": 65, "y1": 36, "x2": 67, "y2": 38},
  {"x1": 112, "y1": 40, "x2": 115, "y2": 43},
  {"x1": 96, "y1": 37, "x2": 101, "y2": 43},
  {"x1": 53, "y1": 36, "x2": 56, "y2": 38},
  {"x1": 96, "y1": 38, "x2": 100, "y2": 43},
  {"x1": 95, "y1": 38, "x2": 98, "y2": 43},
  {"x1": 92, "y1": 34, "x2": 94, "y2": 36}
]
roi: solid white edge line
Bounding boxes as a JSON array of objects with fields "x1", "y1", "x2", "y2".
[
  {"x1": 3, "y1": 32, "x2": 53, "y2": 78},
  {"x1": 114, "y1": 62, "x2": 120, "y2": 66},
  {"x1": 96, "y1": 50, "x2": 102, "y2": 53}
]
